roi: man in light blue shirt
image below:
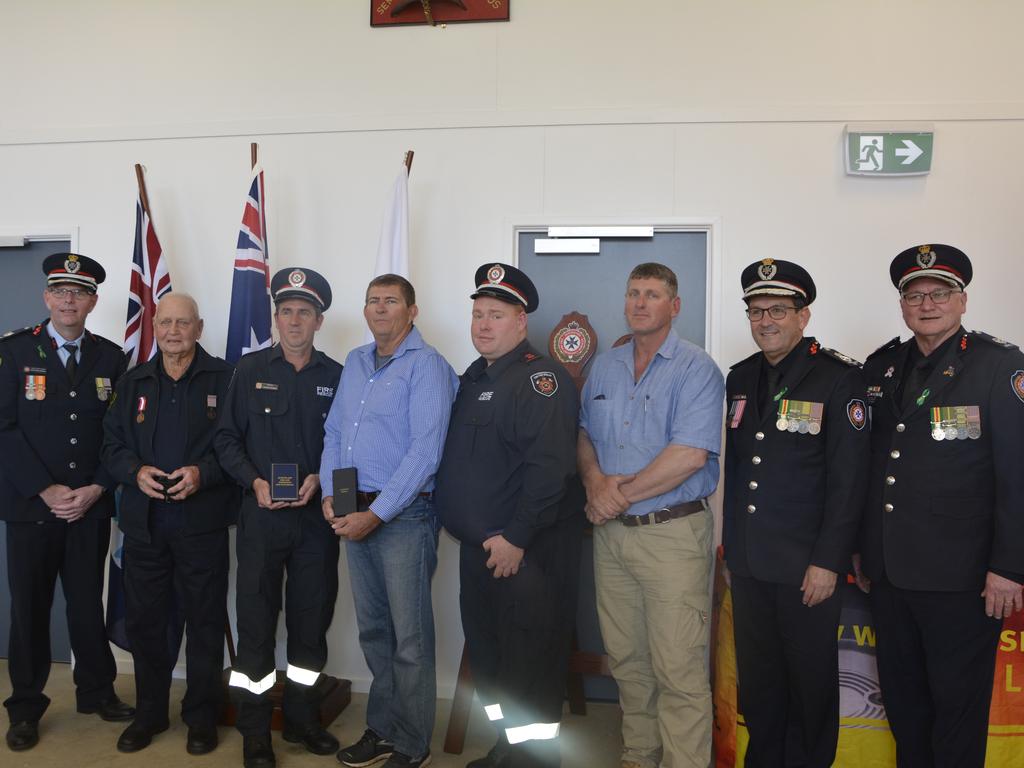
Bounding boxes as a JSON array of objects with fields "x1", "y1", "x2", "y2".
[
  {"x1": 320, "y1": 274, "x2": 456, "y2": 768},
  {"x1": 578, "y1": 262, "x2": 724, "y2": 768}
]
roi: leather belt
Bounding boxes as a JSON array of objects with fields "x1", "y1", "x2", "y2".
[
  {"x1": 356, "y1": 490, "x2": 432, "y2": 507},
  {"x1": 620, "y1": 499, "x2": 706, "y2": 527}
]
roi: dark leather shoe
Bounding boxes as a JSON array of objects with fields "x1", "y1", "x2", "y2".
[
  {"x1": 78, "y1": 695, "x2": 136, "y2": 722},
  {"x1": 466, "y1": 740, "x2": 510, "y2": 768},
  {"x1": 243, "y1": 734, "x2": 276, "y2": 768},
  {"x1": 186, "y1": 724, "x2": 219, "y2": 755},
  {"x1": 6, "y1": 721, "x2": 39, "y2": 752},
  {"x1": 116, "y1": 721, "x2": 168, "y2": 753},
  {"x1": 282, "y1": 722, "x2": 339, "y2": 755}
]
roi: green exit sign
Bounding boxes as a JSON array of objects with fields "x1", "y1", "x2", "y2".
[{"x1": 845, "y1": 126, "x2": 934, "y2": 176}]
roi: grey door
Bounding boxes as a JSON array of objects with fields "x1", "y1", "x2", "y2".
[
  {"x1": 518, "y1": 228, "x2": 711, "y2": 700},
  {"x1": 0, "y1": 240, "x2": 73, "y2": 661}
]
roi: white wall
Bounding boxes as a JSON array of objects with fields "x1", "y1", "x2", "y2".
[{"x1": 2, "y1": 0, "x2": 1023, "y2": 696}]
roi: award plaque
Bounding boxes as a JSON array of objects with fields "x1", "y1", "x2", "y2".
[
  {"x1": 332, "y1": 467, "x2": 358, "y2": 517},
  {"x1": 270, "y1": 463, "x2": 299, "y2": 501}
]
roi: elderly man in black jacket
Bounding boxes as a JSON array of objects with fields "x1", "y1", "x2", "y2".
[{"x1": 102, "y1": 292, "x2": 237, "y2": 755}]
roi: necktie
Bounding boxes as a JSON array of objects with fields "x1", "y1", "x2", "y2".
[
  {"x1": 63, "y1": 342, "x2": 78, "y2": 380},
  {"x1": 763, "y1": 366, "x2": 782, "y2": 416}
]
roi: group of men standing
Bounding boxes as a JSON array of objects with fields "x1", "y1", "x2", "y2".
[{"x1": 0, "y1": 242, "x2": 1021, "y2": 768}]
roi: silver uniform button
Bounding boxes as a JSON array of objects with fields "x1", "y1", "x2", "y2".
[
  {"x1": 69, "y1": 461, "x2": 77, "y2": 469},
  {"x1": 755, "y1": 431, "x2": 765, "y2": 441},
  {"x1": 890, "y1": 450, "x2": 900, "y2": 459},
  {"x1": 70, "y1": 413, "x2": 77, "y2": 421},
  {"x1": 896, "y1": 423, "x2": 906, "y2": 432},
  {"x1": 884, "y1": 503, "x2": 894, "y2": 512},
  {"x1": 70, "y1": 438, "x2": 78, "y2": 445},
  {"x1": 752, "y1": 456, "x2": 761, "y2": 465},
  {"x1": 886, "y1": 476, "x2": 896, "y2": 485},
  {"x1": 69, "y1": 391, "x2": 77, "y2": 398},
  {"x1": 747, "y1": 505, "x2": 756, "y2": 513},
  {"x1": 748, "y1": 481, "x2": 758, "y2": 490}
]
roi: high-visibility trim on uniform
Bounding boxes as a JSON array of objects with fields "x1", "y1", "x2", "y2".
[
  {"x1": 505, "y1": 722, "x2": 560, "y2": 744},
  {"x1": 228, "y1": 669, "x2": 276, "y2": 695},
  {"x1": 286, "y1": 664, "x2": 320, "y2": 686},
  {"x1": 484, "y1": 704, "x2": 504, "y2": 721}
]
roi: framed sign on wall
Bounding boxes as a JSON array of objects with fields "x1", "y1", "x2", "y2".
[{"x1": 371, "y1": 0, "x2": 509, "y2": 27}]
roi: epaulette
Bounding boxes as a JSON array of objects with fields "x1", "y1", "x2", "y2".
[
  {"x1": 86, "y1": 330, "x2": 124, "y2": 351},
  {"x1": 729, "y1": 350, "x2": 760, "y2": 371},
  {"x1": 522, "y1": 350, "x2": 542, "y2": 365},
  {"x1": 865, "y1": 336, "x2": 901, "y2": 362},
  {"x1": 0, "y1": 325, "x2": 36, "y2": 341},
  {"x1": 818, "y1": 346, "x2": 861, "y2": 367},
  {"x1": 969, "y1": 330, "x2": 1019, "y2": 351}
]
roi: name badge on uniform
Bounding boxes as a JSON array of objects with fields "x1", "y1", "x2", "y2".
[
  {"x1": 777, "y1": 399, "x2": 823, "y2": 435},
  {"x1": 24, "y1": 374, "x2": 45, "y2": 401},
  {"x1": 95, "y1": 377, "x2": 112, "y2": 401},
  {"x1": 930, "y1": 405, "x2": 981, "y2": 440},
  {"x1": 255, "y1": 382, "x2": 278, "y2": 391},
  {"x1": 136, "y1": 395, "x2": 147, "y2": 424},
  {"x1": 727, "y1": 396, "x2": 746, "y2": 429},
  {"x1": 207, "y1": 394, "x2": 217, "y2": 420}
]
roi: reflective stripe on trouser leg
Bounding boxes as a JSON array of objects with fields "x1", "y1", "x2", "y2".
[
  {"x1": 484, "y1": 703, "x2": 504, "y2": 721},
  {"x1": 505, "y1": 722, "x2": 560, "y2": 744},
  {"x1": 229, "y1": 669, "x2": 276, "y2": 695},
  {"x1": 285, "y1": 663, "x2": 321, "y2": 686}
]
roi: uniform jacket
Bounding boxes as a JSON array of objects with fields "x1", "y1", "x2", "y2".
[
  {"x1": 101, "y1": 343, "x2": 238, "y2": 542},
  {"x1": 435, "y1": 340, "x2": 579, "y2": 549},
  {"x1": 0, "y1": 319, "x2": 126, "y2": 522},
  {"x1": 860, "y1": 329, "x2": 1024, "y2": 591},
  {"x1": 724, "y1": 337, "x2": 869, "y2": 585},
  {"x1": 214, "y1": 344, "x2": 342, "y2": 496}
]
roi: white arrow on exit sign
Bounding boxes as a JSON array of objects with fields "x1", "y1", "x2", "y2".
[{"x1": 895, "y1": 140, "x2": 924, "y2": 165}]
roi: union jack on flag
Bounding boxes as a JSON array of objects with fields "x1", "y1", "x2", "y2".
[
  {"x1": 123, "y1": 196, "x2": 172, "y2": 367},
  {"x1": 226, "y1": 164, "x2": 272, "y2": 364}
]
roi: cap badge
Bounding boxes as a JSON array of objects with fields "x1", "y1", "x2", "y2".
[
  {"x1": 288, "y1": 269, "x2": 306, "y2": 288},
  {"x1": 64, "y1": 254, "x2": 81, "y2": 274},
  {"x1": 916, "y1": 246, "x2": 936, "y2": 269},
  {"x1": 757, "y1": 259, "x2": 777, "y2": 281},
  {"x1": 487, "y1": 265, "x2": 505, "y2": 284}
]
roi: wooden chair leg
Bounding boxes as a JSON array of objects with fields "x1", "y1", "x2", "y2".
[{"x1": 444, "y1": 644, "x2": 475, "y2": 754}]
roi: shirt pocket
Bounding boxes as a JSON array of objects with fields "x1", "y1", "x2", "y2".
[
  {"x1": 247, "y1": 388, "x2": 291, "y2": 419},
  {"x1": 367, "y1": 376, "x2": 408, "y2": 417},
  {"x1": 584, "y1": 398, "x2": 616, "y2": 443}
]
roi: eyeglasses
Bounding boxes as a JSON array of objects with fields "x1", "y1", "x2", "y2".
[
  {"x1": 745, "y1": 305, "x2": 799, "y2": 322},
  {"x1": 48, "y1": 286, "x2": 93, "y2": 300},
  {"x1": 900, "y1": 288, "x2": 961, "y2": 306}
]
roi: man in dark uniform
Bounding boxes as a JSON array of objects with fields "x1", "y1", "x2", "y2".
[
  {"x1": 0, "y1": 253, "x2": 134, "y2": 751},
  {"x1": 723, "y1": 259, "x2": 868, "y2": 768},
  {"x1": 215, "y1": 268, "x2": 343, "y2": 768},
  {"x1": 855, "y1": 244, "x2": 1024, "y2": 768},
  {"x1": 101, "y1": 293, "x2": 237, "y2": 754},
  {"x1": 435, "y1": 263, "x2": 581, "y2": 768}
]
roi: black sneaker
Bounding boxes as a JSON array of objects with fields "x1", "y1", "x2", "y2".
[
  {"x1": 382, "y1": 750, "x2": 431, "y2": 768},
  {"x1": 337, "y1": 728, "x2": 394, "y2": 767}
]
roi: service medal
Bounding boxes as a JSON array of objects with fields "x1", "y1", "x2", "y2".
[
  {"x1": 776, "y1": 418, "x2": 789, "y2": 431},
  {"x1": 787, "y1": 420, "x2": 799, "y2": 433},
  {"x1": 808, "y1": 422, "x2": 821, "y2": 435},
  {"x1": 797, "y1": 420, "x2": 809, "y2": 434}
]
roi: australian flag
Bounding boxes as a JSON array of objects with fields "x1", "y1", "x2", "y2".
[{"x1": 226, "y1": 165, "x2": 272, "y2": 363}]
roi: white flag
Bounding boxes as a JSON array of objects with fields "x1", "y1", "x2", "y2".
[{"x1": 373, "y1": 163, "x2": 409, "y2": 279}]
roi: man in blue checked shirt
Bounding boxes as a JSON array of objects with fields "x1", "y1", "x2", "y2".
[
  {"x1": 320, "y1": 273, "x2": 457, "y2": 768},
  {"x1": 578, "y1": 262, "x2": 725, "y2": 768}
]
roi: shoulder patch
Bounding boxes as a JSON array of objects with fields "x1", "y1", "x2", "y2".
[
  {"x1": 729, "y1": 350, "x2": 760, "y2": 371},
  {"x1": 1011, "y1": 371, "x2": 1024, "y2": 404},
  {"x1": 865, "y1": 336, "x2": 901, "y2": 362},
  {"x1": 847, "y1": 398, "x2": 867, "y2": 430},
  {"x1": 970, "y1": 331, "x2": 1020, "y2": 351},
  {"x1": 530, "y1": 371, "x2": 558, "y2": 398},
  {"x1": 820, "y1": 346, "x2": 861, "y2": 367}
]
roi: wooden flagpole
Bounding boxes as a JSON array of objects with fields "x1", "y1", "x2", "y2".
[
  {"x1": 404, "y1": 149, "x2": 414, "y2": 174},
  {"x1": 134, "y1": 164, "x2": 151, "y2": 214},
  {"x1": 251, "y1": 142, "x2": 258, "y2": 170}
]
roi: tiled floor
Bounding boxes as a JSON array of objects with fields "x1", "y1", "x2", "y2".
[{"x1": 0, "y1": 661, "x2": 623, "y2": 767}]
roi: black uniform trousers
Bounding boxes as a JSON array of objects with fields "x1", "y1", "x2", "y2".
[
  {"x1": 869, "y1": 577, "x2": 1002, "y2": 768},
  {"x1": 731, "y1": 573, "x2": 842, "y2": 768},
  {"x1": 123, "y1": 512, "x2": 228, "y2": 730},
  {"x1": 459, "y1": 514, "x2": 582, "y2": 768},
  {"x1": 231, "y1": 499, "x2": 339, "y2": 735},
  {"x1": 4, "y1": 517, "x2": 117, "y2": 724}
]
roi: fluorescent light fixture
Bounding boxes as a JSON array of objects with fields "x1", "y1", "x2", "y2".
[
  {"x1": 0, "y1": 236, "x2": 27, "y2": 247},
  {"x1": 547, "y1": 226, "x2": 653, "y2": 238},
  {"x1": 534, "y1": 238, "x2": 600, "y2": 255}
]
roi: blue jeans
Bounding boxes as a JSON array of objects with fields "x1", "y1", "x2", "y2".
[{"x1": 346, "y1": 497, "x2": 440, "y2": 757}]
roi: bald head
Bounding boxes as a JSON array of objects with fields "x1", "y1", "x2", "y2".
[{"x1": 154, "y1": 293, "x2": 203, "y2": 358}]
